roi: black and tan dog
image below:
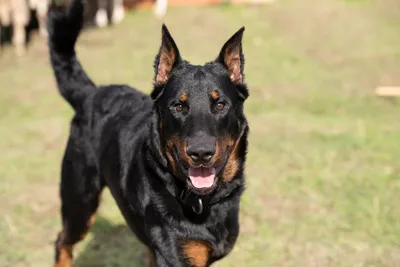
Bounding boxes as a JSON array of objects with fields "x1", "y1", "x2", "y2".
[{"x1": 49, "y1": 0, "x2": 249, "y2": 266}]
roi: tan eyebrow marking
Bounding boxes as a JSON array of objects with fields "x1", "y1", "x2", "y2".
[
  {"x1": 210, "y1": 90, "x2": 219, "y2": 100},
  {"x1": 180, "y1": 92, "x2": 188, "y2": 102}
]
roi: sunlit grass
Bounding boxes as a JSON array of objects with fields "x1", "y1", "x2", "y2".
[{"x1": 0, "y1": 0, "x2": 399, "y2": 266}]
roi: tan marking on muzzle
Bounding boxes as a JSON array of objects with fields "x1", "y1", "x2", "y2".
[
  {"x1": 165, "y1": 136, "x2": 189, "y2": 174},
  {"x1": 220, "y1": 120, "x2": 246, "y2": 182}
]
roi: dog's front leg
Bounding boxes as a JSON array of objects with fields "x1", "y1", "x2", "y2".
[
  {"x1": 152, "y1": 240, "x2": 212, "y2": 267},
  {"x1": 152, "y1": 250, "x2": 176, "y2": 267},
  {"x1": 146, "y1": 225, "x2": 185, "y2": 267},
  {"x1": 152, "y1": 241, "x2": 211, "y2": 267},
  {"x1": 146, "y1": 224, "x2": 214, "y2": 267}
]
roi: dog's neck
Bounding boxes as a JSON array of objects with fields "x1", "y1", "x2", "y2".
[{"x1": 177, "y1": 180, "x2": 243, "y2": 221}]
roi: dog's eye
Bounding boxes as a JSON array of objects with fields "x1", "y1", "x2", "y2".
[
  {"x1": 216, "y1": 102, "x2": 225, "y2": 111},
  {"x1": 175, "y1": 103, "x2": 183, "y2": 112}
]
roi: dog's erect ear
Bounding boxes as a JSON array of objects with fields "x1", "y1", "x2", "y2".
[
  {"x1": 216, "y1": 27, "x2": 245, "y2": 84},
  {"x1": 153, "y1": 24, "x2": 181, "y2": 87}
]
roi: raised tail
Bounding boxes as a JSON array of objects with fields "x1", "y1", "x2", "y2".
[{"x1": 48, "y1": 0, "x2": 95, "y2": 110}]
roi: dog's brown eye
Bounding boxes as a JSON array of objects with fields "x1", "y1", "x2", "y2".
[
  {"x1": 216, "y1": 102, "x2": 225, "y2": 111},
  {"x1": 175, "y1": 104, "x2": 183, "y2": 112}
]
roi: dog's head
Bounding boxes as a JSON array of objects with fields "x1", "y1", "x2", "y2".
[{"x1": 152, "y1": 25, "x2": 248, "y2": 195}]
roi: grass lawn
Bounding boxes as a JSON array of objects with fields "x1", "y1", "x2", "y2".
[{"x1": 1, "y1": 0, "x2": 400, "y2": 266}]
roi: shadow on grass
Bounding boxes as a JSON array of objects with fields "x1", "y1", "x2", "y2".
[{"x1": 74, "y1": 216, "x2": 146, "y2": 267}]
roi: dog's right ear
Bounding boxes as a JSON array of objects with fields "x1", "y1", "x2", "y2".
[{"x1": 152, "y1": 24, "x2": 181, "y2": 100}]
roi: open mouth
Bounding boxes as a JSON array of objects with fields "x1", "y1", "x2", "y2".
[{"x1": 188, "y1": 167, "x2": 216, "y2": 189}]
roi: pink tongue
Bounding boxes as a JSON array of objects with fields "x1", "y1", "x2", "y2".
[{"x1": 188, "y1": 167, "x2": 216, "y2": 189}]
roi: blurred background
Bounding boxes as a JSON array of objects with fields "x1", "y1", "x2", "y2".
[{"x1": 1, "y1": 0, "x2": 400, "y2": 266}]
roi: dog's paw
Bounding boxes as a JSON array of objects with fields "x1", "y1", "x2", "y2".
[
  {"x1": 95, "y1": 8, "x2": 108, "y2": 28},
  {"x1": 111, "y1": 5, "x2": 125, "y2": 25}
]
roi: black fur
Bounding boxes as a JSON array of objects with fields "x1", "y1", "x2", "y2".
[{"x1": 49, "y1": 1, "x2": 249, "y2": 266}]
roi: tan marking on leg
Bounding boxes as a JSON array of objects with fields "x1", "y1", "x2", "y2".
[
  {"x1": 147, "y1": 248, "x2": 156, "y2": 267},
  {"x1": 55, "y1": 231, "x2": 73, "y2": 267},
  {"x1": 181, "y1": 240, "x2": 211, "y2": 267},
  {"x1": 79, "y1": 214, "x2": 96, "y2": 240},
  {"x1": 55, "y1": 245, "x2": 72, "y2": 267}
]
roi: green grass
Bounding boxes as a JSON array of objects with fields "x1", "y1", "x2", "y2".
[{"x1": 1, "y1": 0, "x2": 400, "y2": 266}]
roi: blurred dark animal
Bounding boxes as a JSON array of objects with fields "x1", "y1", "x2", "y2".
[
  {"x1": 0, "y1": 0, "x2": 49, "y2": 55},
  {"x1": 48, "y1": 0, "x2": 249, "y2": 266}
]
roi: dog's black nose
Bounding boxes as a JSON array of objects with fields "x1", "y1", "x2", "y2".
[{"x1": 187, "y1": 144, "x2": 216, "y2": 163}]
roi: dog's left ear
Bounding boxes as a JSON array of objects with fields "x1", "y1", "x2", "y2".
[{"x1": 216, "y1": 27, "x2": 245, "y2": 84}]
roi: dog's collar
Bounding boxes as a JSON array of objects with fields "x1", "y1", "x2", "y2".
[
  {"x1": 179, "y1": 189, "x2": 206, "y2": 215},
  {"x1": 178, "y1": 183, "x2": 241, "y2": 216}
]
